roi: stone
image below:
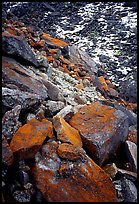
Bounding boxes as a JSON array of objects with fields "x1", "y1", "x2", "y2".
[
  {"x1": 57, "y1": 143, "x2": 85, "y2": 161},
  {"x1": 68, "y1": 45, "x2": 98, "y2": 74},
  {"x1": 2, "y1": 136, "x2": 14, "y2": 166},
  {"x1": 69, "y1": 101, "x2": 129, "y2": 165},
  {"x1": 10, "y1": 118, "x2": 54, "y2": 160},
  {"x1": 2, "y1": 105, "x2": 22, "y2": 140},
  {"x1": 124, "y1": 141, "x2": 137, "y2": 172},
  {"x1": 2, "y1": 56, "x2": 48, "y2": 98},
  {"x1": 2, "y1": 87, "x2": 43, "y2": 111},
  {"x1": 108, "y1": 87, "x2": 119, "y2": 98},
  {"x1": 55, "y1": 105, "x2": 74, "y2": 121},
  {"x1": 53, "y1": 115, "x2": 82, "y2": 147},
  {"x1": 127, "y1": 125, "x2": 137, "y2": 144},
  {"x1": 42, "y1": 32, "x2": 68, "y2": 48},
  {"x1": 44, "y1": 100, "x2": 65, "y2": 117},
  {"x1": 31, "y1": 141, "x2": 118, "y2": 202},
  {"x1": 102, "y1": 163, "x2": 118, "y2": 179},
  {"x1": 121, "y1": 177, "x2": 137, "y2": 202},
  {"x1": 2, "y1": 32, "x2": 39, "y2": 67},
  {"x1": 41, "y1": 79, "x2": 64, "y2": 102}
]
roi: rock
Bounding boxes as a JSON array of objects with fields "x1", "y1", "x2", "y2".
[
  {"x1": 108, "y1": 87, "x2": 119, "y2": 98},
  {"x1": 2, "y1": 136, "x2": 14, "y2": 166},
  {"x1": 41, "y1": 79, "x2": 64, "y2": 101},
  {"x1": 68, "y1": 45, "x2": 98, "y2": 74},
  {"x1": 121, "y1": 177, "x2": 137, "y2": 202},
  {"x1": 117, "y1": 168, "x2": 137, "y2": 179},
  {"x1": 44, "y1": 100, "x2": 65, "y2": 117},
  {"x1": 10, "y1": 118, "x2": 54, "y2": 160},
  {"x1": 102, "y1": 163, "x2": 118, "y2": 179},
  {"x1": 69, "y1": 101, "x2": 129, "y2": 165},
  {"x1": 2, "y1": 87, "x2": 43, "y2": 111},
  {"x1": 2, "y1": 105, "x2": 22, "y2": 140},
  {"x1": 32, "y1": 141, "x2": 118, "y2": 202},
  {"x1": 18, "y1": 170, "x2": 29, "y2": 186},
  {"x1": 55, "y1": 105, "x2": 74, "y2": 121},
  {"x1": 124, "y1": 141, "x2": 137, "y2": 172},
  {"x1": 119, "y1": 79, "x2": 137, "y2": 103},
  {"x1": 2, "y1": 32, "x2": 39, "y2": 67},
  {"x1": 53, "y1": 115, "x2": 82, "y2": 147},
  {"x1": 42, "y1": 32, "x2": 68, "y2": 48},
  {"x1": 101, "y1": 100, "x2": 137, "y2": 126},
  {"x1": 13, "y1": 190, "x2": 31, "y2": 202},
  {"x1": 2, "y1": 56, "x2": 48, "y2": 98},
  {"x1": 127, "y1": 125, "x2": 137, "y2": 144},
  {"x1": 57, "y1": 143, "x2": 85, "y2": 161}
]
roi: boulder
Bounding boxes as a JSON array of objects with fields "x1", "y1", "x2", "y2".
[
  {"x1": 10, "y1": 118, "x2": 54, "y2": 160},
  {"x1": 2, "y1": 56, "x2": 48, "y2": 98},
  {"x1": 31, "y1": 141, "x2": 118, "y2": 202},
  {"x1": 69, "y1": 101, "x2": 129, "y2": 165},
  {"x1": 2, "y1": 32, "x2": 39, "y2": 67},
  {"x1": 2, "y1": 87, "x2": 43, "y2": 111},
  {"x1": 68, "y1": 45, "x2": 98, "y2": 74},
  {"x1": 53, "y1": 115, "x2": 82, "y2": 147}
]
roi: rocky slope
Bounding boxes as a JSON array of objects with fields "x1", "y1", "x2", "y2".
[{"x1": 2, "y1": 2, "x2": 137, "y2": 202}]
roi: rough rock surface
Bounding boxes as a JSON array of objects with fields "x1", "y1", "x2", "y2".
[
  {"x1": 2, "y1": 32, "x2": 39, "y2": 67},
  {"x1": 32, "y1": 141, "x2": 118, "y2": 202},
  {"x1": 10, "y1": 118, "x2": 54, "y2": 160},
  {"x1": 53, "y1": 115, "x2": 82, "y2": 147},
  {"x1": 69, "y1": 101, "x2": 129, "y2": 165},
  {"x1": 2, "y1": 136, "x2": 14, "y2": 166}
]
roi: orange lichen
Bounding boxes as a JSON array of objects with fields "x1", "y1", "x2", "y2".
[
  {"x1": 53, "y1": 115, "x2": 82, "y2": 147},
  {"x1": 42, "y1": 32, "x2": 68, "y2": 47},
  {"x1": 10, "y1": 118, "x2": 54, "y2": 160}
]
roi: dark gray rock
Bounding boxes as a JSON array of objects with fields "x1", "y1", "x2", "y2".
[
  {"x1": 124, "y1": 140, "x2": 137, "y2": 172},
  {"x1": 2, "y1": 105, "x2": 22, "y2": 141},
  {"x1": 121, "y1": 177, "x2": 137, "y2": 202},
  {"x1": 2, "y1": 87, "x2": 43, "y2": 111},
  {"x1": 2, "y1": 33, "x2": 39, "y2": 67}
]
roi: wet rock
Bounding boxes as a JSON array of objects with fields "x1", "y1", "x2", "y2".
[
  {"x1": 10, "y1": 118, "x2": 54, "y2": 160},
  {"x1": 2, "y1": 105, "x2": 22, "y2": 140},
  {"x1": 121, "y1": 177, "x2": 137, "y2": 202},
  {"x1": 69, "y1": 101, "x2": 129, "y2": 165},
  {"x1": 68, "y1": 45, "x2": 98, "y2": 74},
  {"x1": 2, "y1": 56, "x2": 48, "y2": 98},
  {"x1": 13, "y1": 190, "x2": 31, "y2": 202},
  {"x1": 124, "y1": 140, "x2": 137, "y2": 172},
  {"x1": 53, "y1": 115, "x2": 82, "y2": 147},
  {"x1": 2, "y1": 136, "x2": 14, "y2": 166},
  {"x1": 44, "y1": 100, "x2": 65, "y2": 117},
  {"x1": 2, "y1": 32, "x2": 39, "y2": 67},
  {"x1": 2, "y1": 87, "x2": 43, "y2": 111}
]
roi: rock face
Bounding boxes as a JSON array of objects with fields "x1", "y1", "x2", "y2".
[
  {"x1": 69, "y1": 101, "x2": 129, "y2": 165},
  {"x1": 53, "y1": 115, "x2": 82, "y2": 147},
  {"x1": 2, "y1": 32, "x2": 39, "y2": 67},
  {"x1": 10, "y1": 118, "x2": 54, "y2": 160},
  {"x1": 32, "y1": 141, "x2": 118, "y2": 202}
]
